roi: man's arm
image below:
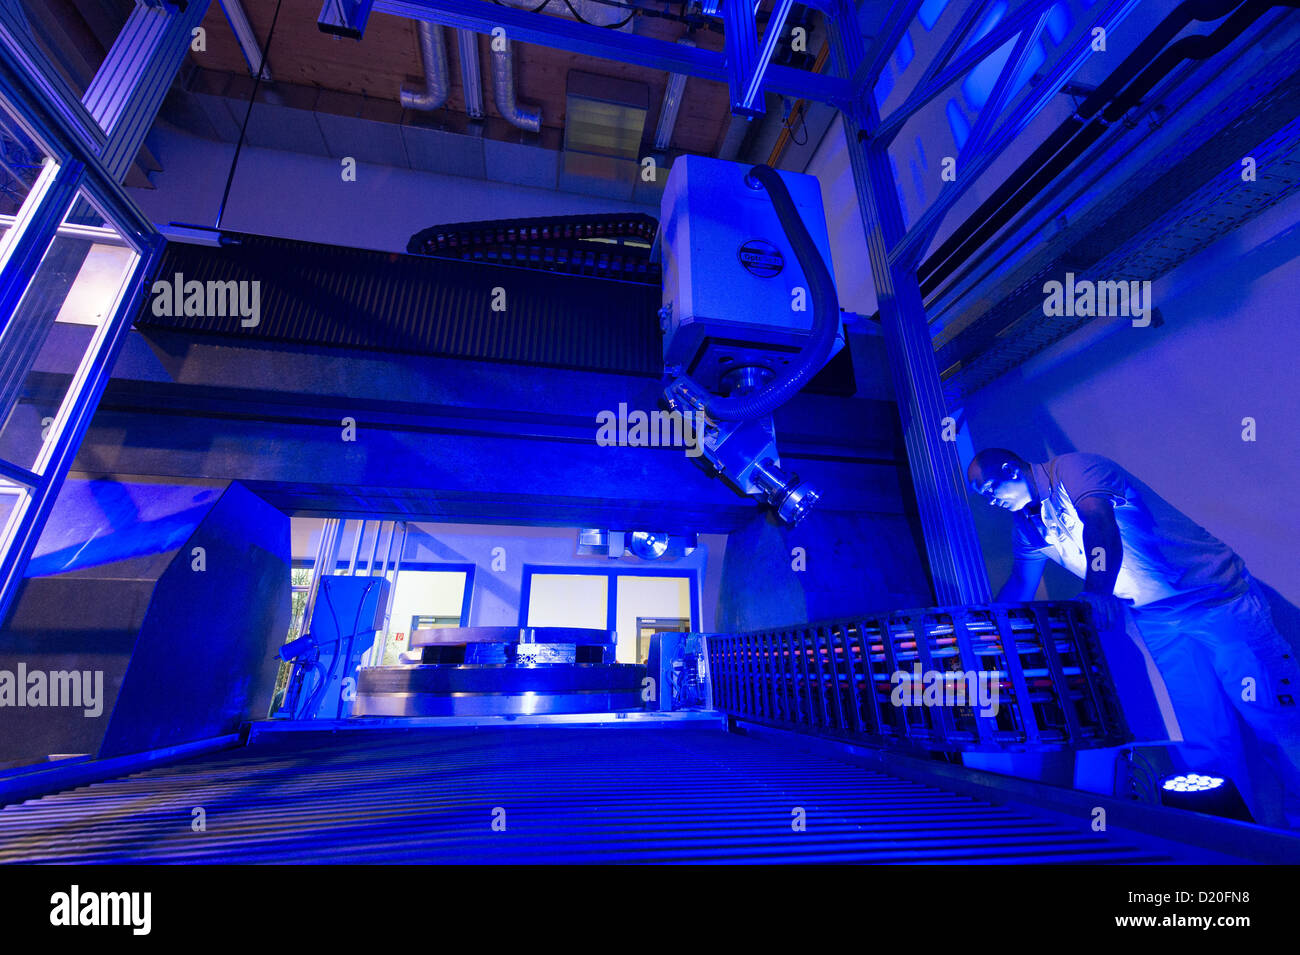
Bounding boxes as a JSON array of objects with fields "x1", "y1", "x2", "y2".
[
  {"x1": 1077, "y1": 496, "x2": 1123, "y2": 595},
  {"x1": 997, "y1": 553, "x2": 1046, "y2": 602}
]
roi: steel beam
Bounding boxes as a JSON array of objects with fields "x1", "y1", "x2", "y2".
[
  {"x1": 960, "y1": 10, "x2": 1050, "y2": 167},
  {"x1": 889, "y1": 0, "x2": 1139, "y2": 268},
  {"x1": 0, "y1": 27, "x2": 154, "y2": 243},
  {"x1": 0, "y1": 161, "x2": 88, "y2": 462},
  {"x1": 220, "y1": 0, "x2": 273, "y2": 80},
  {"x1": 0, "y1": 1, "x2": 105, "y2": 153},
  {"x1": 748, "y1": 0, "x2": 795, "y2": 112},
  {"x1": 723, "y1": 0, "x2": 760, "y2": 115},
  {"x1": 0, "y1": 457, "x2": 38, "y2": 489},
  {"x1": 851, "y1": 0, "x2": 925, "y2": 95},
  {"x1": 373, "y1": 0, "x2": 854, "y2": 107},
  {"x1": 877, "y1": 0, "x2": 1060, "y2": 144},
  {"x1": 319, "y1": 0, "x2": 376, "y2": 39},
  {"x1": 724, "y1": 0, "x2": 796, "y2": 115},
  {"x1": 822, "y1": 0, "x2": 990, "y2": 604},
  {"x1": 0, "y1": 159, "x2": 83, "y2": 337},
  {"x1": 0, "y1": 6, "x2": 165, "y2": 626},
  {"x1": 912, "y1": 0, "x2": 988, "y2": 96}
]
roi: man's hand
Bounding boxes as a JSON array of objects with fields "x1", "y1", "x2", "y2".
[{"x1": 1076, "y1": 591, "x2": 1132, "y2": 631}]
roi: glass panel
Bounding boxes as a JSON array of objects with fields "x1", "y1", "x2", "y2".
[
  {"x1": 526, "y1": 573, "x2": 608, "y2": 629},
  {"x1": 0, "y1": 100, "x2": 50, "y2": 217},
  {"x1": 0, "y1": 477, "x2": 27, "y2": 543},
  {"x1": 616, "y1": 576, "x2": 692, "y2": 664},
  {"x1": 0, "y1": 191, "x2": 139, "y2": 471}
]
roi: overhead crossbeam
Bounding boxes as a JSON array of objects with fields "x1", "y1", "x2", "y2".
[
  {"x1": 724, "y1": 0, "x2": 796, "y2": 115},
  {"x1": 876, "y1": 0, "x2": 1062, "y2": 144},
  {"x1": 960, "y1": 11, "x2": 1051, "y2": 169},
  {"x1": 372, "y1": 0, "x2": 854, "y2": 107}
]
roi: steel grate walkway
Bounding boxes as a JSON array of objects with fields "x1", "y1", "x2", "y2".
[{"x1": 0, "y1": 726, "x2": 1200, "y2": 863}]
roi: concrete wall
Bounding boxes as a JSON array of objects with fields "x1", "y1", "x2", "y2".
[{"x1": 129, "y1": 126, "x2": 658, "y2": 254}]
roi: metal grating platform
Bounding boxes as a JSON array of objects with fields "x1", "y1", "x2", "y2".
[{"x1": 0, "y1": 725, "x2": 1215, "y2": 864}]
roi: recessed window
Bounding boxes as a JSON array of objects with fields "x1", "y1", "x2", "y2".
[
  {"x1": 527, "y1": 573, "x2": 609, "y2": 630},
  {"x1": 918, "y1": 0, "x2": 950, "y2": 30},
  {"x1": 1047, "y1": 4, "x2": 1072, "y2": 43},
  {"x1": 896, "y1": 31, "x2": 915, "y2": 71},
  {"x1": 962, "y1": 35, "x2": 1045, "y2": 111},
  {"x1": 962, "y1": 0, "x2": 1009, "y2": 52},
  {"x1": 874, "y1": 67, "x2": 895, "y2": 110}
]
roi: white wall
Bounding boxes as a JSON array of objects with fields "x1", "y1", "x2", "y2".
[
  {"x1": 291, "y1": 519, "x2": 726, "y2": 662},
  {"x1": 129, "y1": 126, "x2": 658, "y2": 254},
  {"x1": 956, "y1": 186, "x2": 1300, "y2": 608},
  {"x1": 526, "y1": 573, "x2": 609, "y2": 630}
]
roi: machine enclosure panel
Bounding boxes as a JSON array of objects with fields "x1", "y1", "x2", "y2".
[{"x1": 659, "y1": 155, "x2": 841, "y2": 372}]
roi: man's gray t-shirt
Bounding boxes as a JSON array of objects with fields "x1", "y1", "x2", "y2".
[{"x1": 1012, "y1": 453, "x2": 1247, "y2": 608}]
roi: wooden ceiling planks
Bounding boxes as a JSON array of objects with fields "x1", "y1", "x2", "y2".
[{"x1": 189, "y1": 0, "x2": 733, "y2": 153}]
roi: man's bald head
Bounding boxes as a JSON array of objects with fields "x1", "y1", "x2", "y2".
[
  {"x1": 967, "y1": 448, "x2": 1028, "y2": 487},
  {"x1": 967, "y1": 448, "x2": 1036, "y2": 512}
]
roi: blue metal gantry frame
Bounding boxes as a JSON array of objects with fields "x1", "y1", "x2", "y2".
[
  {"x1": 0, "y1": 0, "x2": 1142, "y2": 621},
  {"x1": 0, "y1": 0, "x2": 210, "y2": 625},
  {"x1": 354, "y1": 0, "x2": 1139, "y2": 604}
]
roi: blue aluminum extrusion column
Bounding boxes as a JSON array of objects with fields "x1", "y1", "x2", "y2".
[
  {"x1": 0, "y1": 0, "x2": 170, "y2": 625},
  {"x1": 83, "y1": 0, "x2": 214, "y2": 181},
  {"x1": 819, "y1": 0, "x2": 990, "y2": 603}
]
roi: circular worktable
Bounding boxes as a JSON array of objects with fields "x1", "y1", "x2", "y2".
[{"x1": 354, "y1": 626, "x2": 646, "y2": 717}]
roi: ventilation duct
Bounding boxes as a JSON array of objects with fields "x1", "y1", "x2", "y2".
[
  {"x1": 400, "y1": 21, "x2": 450, "y2": 111},
  {"x1": 491, "y1": 33, "x2": 542, "y2": 132}
]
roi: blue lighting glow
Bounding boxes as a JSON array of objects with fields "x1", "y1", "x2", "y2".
[
  {"x1": 962, "y1": 37, "x2": 1046, "y2": 111},
  {"x1": 1162, "y1": 773, "x2": 1226, "y2": 793},
  {"x1": 874, "y1": 68, "x2": 895, "y2": 109},
  {"x1": 1047, "y1": 4, "x2": 1072, "y2": 44}
]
